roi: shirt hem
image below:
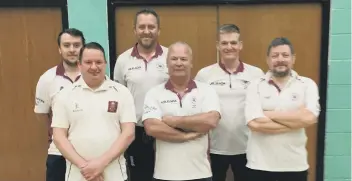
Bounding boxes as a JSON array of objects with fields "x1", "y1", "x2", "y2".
[
  {"x1": 246, "y1": 164, "x2": 309, "y2": 172},
  {"x1": 154, "y1": 173, "x2": 212, "y2": 180},
  {"x1": 210, "y1": 149, "x2": 246, "y2": 155}
]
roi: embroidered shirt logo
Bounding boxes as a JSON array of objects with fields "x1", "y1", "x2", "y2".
[
  {"x1": 73, "y1": 103, "x2": 83, "y2": 112},
  {"x1": 108, "y1": 101, "x2": 118, "y2": 113}
]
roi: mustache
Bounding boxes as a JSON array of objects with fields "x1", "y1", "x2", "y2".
[
  {"x1": 274, "y1": 62, "x2": 288, "y2": 67},
  {"x1": 140, "y1": 35, "x2": 153, "y2": 38}
]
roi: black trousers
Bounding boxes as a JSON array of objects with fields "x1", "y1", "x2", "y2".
[
  {"x1": 126, "y1": 126, "x2": 155, "y2": 181},
  {"x1": 210, "y1": 153, "x2": 248, "y2": 181},
  {"x1": 247, "y1": 169, "x2": 308, "y2": 181},
  {"x1": 155, "y1": 177, "x2": 212, "y2": 181},
  {"x1": 46, "y1": 154, "x2": 66, "y2": 181}
]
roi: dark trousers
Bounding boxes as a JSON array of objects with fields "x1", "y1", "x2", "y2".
[
  {"x1": 126, "y1": 126, "x2": 155, "y2": 181},
  {"x1": 210, "y1": 153, "x2": 248, "y2": 181},
  {"x1": 46, "y1": 154, "x2": 66, "y2": 181},
  {"x1": 247, "y1": 169, "x2": 308, "y2": 181},
  {"x1": 155, "y1": 177, "x2": 212, "y2": 181}
]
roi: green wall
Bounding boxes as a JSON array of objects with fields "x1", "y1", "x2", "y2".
[
  {"x1": 67, "y1": 0, "x2": 110, "y2": 76},
  {"x1": 325, "y1": 0, "x2": 351, "y2": 181},
  {"x1": 67, "y1": 1, "x2": 351, "y2": 180}
]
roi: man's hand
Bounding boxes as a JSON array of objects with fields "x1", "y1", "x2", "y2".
[
  {"x1": 80, "y1": 158, "x2": 107, "y2": 181},
  {"x1": 91, "y1": 174, "x2": 104, "y2": 181},
  {"x1": 184, "y1": 132, "x2": 204, "y2": 141},
  {"x1": 162, "y1": 115, "x2": 180, "y2": 128}
]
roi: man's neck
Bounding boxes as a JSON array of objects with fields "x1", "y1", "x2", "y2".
[
  {"x1": 85, "y1": 79, "x2": 104, "y2": 90},
  {"x1": 62, "y1": 61, "x2": 79, "y2": 73},
  {"x1": 137, "y1": 43, "x2": 157, "y2": 58},
  {"x1": 170, "y1": 76, "x2": 191, "y2": 92},
  {"x1": 271, "y1": 75, "x2": 291, "y2": 88},
  {"x1": 221, "y1": 57, "x2": 240, "y2": 72}
]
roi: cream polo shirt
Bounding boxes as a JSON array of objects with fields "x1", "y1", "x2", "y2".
[
  {"x1": 142, "y1": 80, "x2": 221, "y2": 180},
  {"x1": 51, "y1": 77, "x2": 137, "y2": 181},
  {"x1": 34, "y1": 63, "x2": 80, "y2": 155},
  {"x1": 195, "y1": 61, "x2": 264, "y2": 155},
  {"x1": 113, "y1": 44, "x2": 169, "y2": 126},
  {"x1": 245, "y1": 70, "x2": 320, "y2": 172}
]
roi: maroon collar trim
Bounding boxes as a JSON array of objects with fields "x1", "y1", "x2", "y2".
[
  {"x1": 218, "y1": 61, "x2": 244, "y2": 74},
  {"x1": 130, "y1": 43, "x2": 163, "y2": 59},
  {"x1": 55, "y1": 62, "x2": 81, "y2": 82},
  {"x1": 164, "y1": 79, "x2": 197, "y2": 93},
  {"x1": 56, "y1": 62, "x2": 65, "y2": 76}
]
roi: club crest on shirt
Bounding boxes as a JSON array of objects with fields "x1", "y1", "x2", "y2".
[
  {"x1": 291, "y1": 93, "x2": 299, "y2": 101},
  {"x1": 156, "y1": 63, "x2": 165, "y2": 71},
  {"x1": 191, "y1": 96, "x2": 197, "y2": 108},
  {"x1": 108, "y1": 101, "x2": 118, "y2": 113},
  {"x1": 73, "y1": 102, "x2": 83, "y2": 112},
  {"x1": 241, "y1": 80, "x2": 250, "y2": 89}
]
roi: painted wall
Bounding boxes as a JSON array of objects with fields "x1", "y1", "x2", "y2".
[
  {"x1": 67, "y1": 0, "x2": 351, "y2": 180},
  {"x1": 325, "y1": 0, "x2": 351, "y2": 181},
  {"x1": 67, "y1": 0, "x2": 110, "y2": 76}
]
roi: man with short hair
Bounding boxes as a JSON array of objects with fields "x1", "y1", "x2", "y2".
[
  {"x1": 195, "y1": 24, "x2": 263, "y2": 181},
  {"x1": 52, "y1": 42, "x2": 136, "y2": 181},
  {"x1": 245, "y1": 37, "x2": 320, "y2": 181},
  {"x1": 113, "y1": 8, "x2": 168, "y2": 181},
  {"x1": 142, "y1": 42, "x2": 221, "y2": 181},
  {"x1": 34, "y1": 28, "x2": 85, "y2": 181}
]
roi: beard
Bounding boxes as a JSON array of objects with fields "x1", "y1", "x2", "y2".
[
  {"x1": 63, "y1": 58, "x2": 78, "y2": 67},
  {"x1": 272, "y1": 68, "x2": 290, "y2": 77},
  {"x1": 138, "y1": 37, "x2": 156, "y2": 50}
]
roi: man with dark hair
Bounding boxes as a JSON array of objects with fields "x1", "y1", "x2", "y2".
[
  {"x1": 195, "y1": 24, "x2": 263, "y2": 181},
  {"x1": 245, "y1": 37, "x2": 320, "y2": 181},
  {"x1": 113, "y1": 8, "x2": 168, "y2": 181},
  {"x1": 52, "y1": 42, "x2": 136, "y2": 181},
  {"x1": 34, "y1": 28, "x2": 85, "y2": 181}
]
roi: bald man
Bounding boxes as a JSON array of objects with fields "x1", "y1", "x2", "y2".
[{"x1": 142, "y1": 42, "x2": 221, "y2": 181}]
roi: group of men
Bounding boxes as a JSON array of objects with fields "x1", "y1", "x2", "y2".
[{"x1": 34, "y1": 7, "x2": 320, "y2": 181}]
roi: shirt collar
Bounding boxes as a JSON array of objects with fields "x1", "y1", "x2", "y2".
[
  {"x1": 218, "y1": 61, "x2": 244, "y2": 74},
  {"x1": 264, "y1": 70, "x2": 299, "y2": 82},
  {"x1": 77, "y1": 75, "x2": 111, "y2": 91},
  {"x1": 130, "y1": 43, "x2": 163, "y2": 59},
  {"x1": 164, "y1": 79, "x2": 197, "y2": 93},
  {"x1": 56, "y1": 62, "x2": 81, "y2": 82}
]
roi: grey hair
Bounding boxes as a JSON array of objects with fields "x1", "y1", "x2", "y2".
[{"x1": 167, "y1": 41, "x2": 193, "y2": 57}]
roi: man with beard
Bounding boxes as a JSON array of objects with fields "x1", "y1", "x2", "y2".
[
  {"x1": 34, "y1": 28, "x2": 85, "y2": 181},
  {"x1": 52, "y1": 42, "x2": 136, "y2": 181},
  {"x1": 195, "y1": 24, "x2": 263, "y2": 181},
  {"x1": 244, "y1": 37, "x2": 320, "y2": 181},
  {"x1": 113, "y1": 8, "x2": 169, "y2": 181},
  {"x1": 142, "y1": 42, "x2": 221, "y2": 181}
]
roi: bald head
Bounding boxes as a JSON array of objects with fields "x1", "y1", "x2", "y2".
[
  {"x1": 166, "y1": 41, "x2": 193, "y2": 78},
  {"x1": 167, "y1": 41, "x2": 193, "y2": 60}
]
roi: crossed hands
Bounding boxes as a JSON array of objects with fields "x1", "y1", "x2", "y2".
[
  {"x1": 79, "y1": 158, "x2": 107, "y2": 181},
  {"x1": 162, "y1": 116, "x2": 204, "y2": 140}
]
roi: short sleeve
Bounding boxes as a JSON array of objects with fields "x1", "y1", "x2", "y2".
[
  {"x1": 201, "y1": 85, "x2": 221, "y2": 115},
  {"x1": 119, "y1": 89, "x2": 137, "y2": 123},
  {"x1": 194, "y1": 69, "x2": 206, "y2": 82},
  {"x1": 34, "y1": 76, "x2": 51, "y2": 114},
  {"x1": 51, "y1": 91, "x2": 69, "y2": 128},
  {"x1": 113, "y1": 56, "x2": 126, "y2": 86},
  {"x1": 142, "y1": 89, "x2": 162, "y2": 122},
  {"x1": 244, "y1": 80, "x2": 266, "y2": 124},
  {"x1": 304, "y1": 79, "x2": 321, "y2": 117}
]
